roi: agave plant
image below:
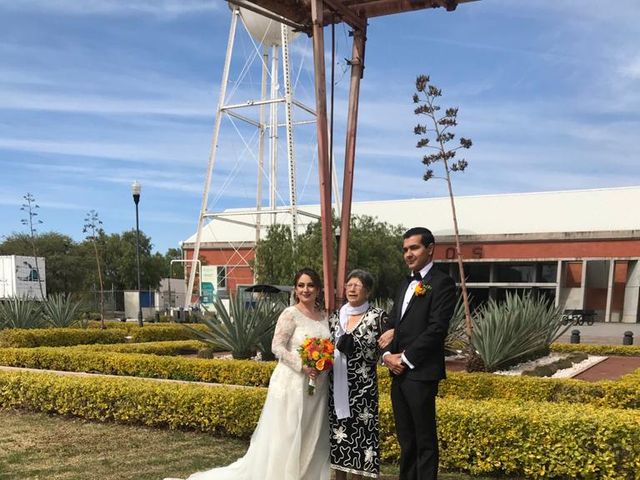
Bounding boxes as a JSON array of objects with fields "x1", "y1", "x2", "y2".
[
  {"x1": 0, "y1": 296, "x2": 44, "y2": 329},
  {"x1": 445, "y1": 296, "x2": 469, "y2": 354},
  {"x1": 470, "y1": 292, "x2": 569, "y2": 372},
  {"x1": 42, "y1": 293, "x2": 85, "y2": 328},
  {"x1": 185, "y1": 295, "x2": 283, "y2": 360}
]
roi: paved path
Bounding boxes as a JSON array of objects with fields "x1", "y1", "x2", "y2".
[
  {"x1": 572, "y1": 356, "x2": 640, "y2": 381},
  {"x1": 556, "y1": 322, "x2": 640, "y2": 345}
]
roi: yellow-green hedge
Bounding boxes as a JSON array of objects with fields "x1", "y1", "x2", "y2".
[
  {"x1": 0, "y1": 370, "x2": 263, "y2": 437},
  {"x1": 552, "y1": 343, "x2": 640, "y2": 357},
  {"x1": 377, "y1": 368, "x2": 640, "y2": 409},
  {"x1": 71, "y1": 340, "x2": 208, "y2": 356},
  {"x1": 1, "y1": 370, "x2": 638, "y2": 480},
  {"x1": 2, "y1": 346, "x2": 639, "y2": 408},
  {"x1": 0, "y1": 324, "x2": 206, "y2": 348},
  {"x1": 0, "y1": 348, "x2": 274, "y2": 386}
]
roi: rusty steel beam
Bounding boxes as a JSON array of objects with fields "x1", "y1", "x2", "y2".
[
  {"x1": 310, "y1": 0, "x2": 336, "y2": 312},
  {"x1": 345, "y1": 0, "x2": 477, "y2": 18},
  {"x1": 230, "y1": 0, "x2": 478, "y2": 32},
  {"x1": 335, "y1": 25, "x2": 367, "y2": 307},
  {"x1": 323, "y1": 0, "x2": 367, "y2": 31}
]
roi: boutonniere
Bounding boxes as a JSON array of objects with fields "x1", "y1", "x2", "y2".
[{"x1": 414, "y1": 282, "x2": 432, "y2": 297}]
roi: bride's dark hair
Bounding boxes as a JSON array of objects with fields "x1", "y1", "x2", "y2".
[{"x1": 293, "y1": 267, "x2": 324, "y2": 310}]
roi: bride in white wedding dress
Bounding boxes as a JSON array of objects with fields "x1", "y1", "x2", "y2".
[{"x1": 169, "y1": 268, "x2": 331, "y2": 480}]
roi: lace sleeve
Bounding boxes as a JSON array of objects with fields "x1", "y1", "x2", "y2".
[{"x1": 271, "y1": 308, "x2": 302, "y2": 372}]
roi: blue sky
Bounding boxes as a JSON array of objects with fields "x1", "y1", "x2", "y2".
[{"x1": 0, "y1": 0, "x2": 638, "y2": 253}]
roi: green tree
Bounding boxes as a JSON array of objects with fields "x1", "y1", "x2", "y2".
[
  {"x1": 164, "y1": 247, "x2": 184, "y2": 279},
  {"x1": 254, "y1": 215, "x2": 405, "y2": 300},
  {"x1": 253, "y1": 224, "x2": 297, "y2": 285},
  {"x1": 0, "y1": 232, "x2": 89, "y2": 295},
  {"x1": 100, "y1": 230, "x2": 164, "y2": 290}
]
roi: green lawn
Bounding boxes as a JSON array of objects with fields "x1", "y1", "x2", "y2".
[{"x1": 0, "y1": 409, "x2": 520, "y2": 480}]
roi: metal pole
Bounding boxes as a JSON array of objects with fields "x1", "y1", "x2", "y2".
[
  {"x1": 336, "y1": 25, "x2": 366, "y2": 307},
  {"x1": 133, "y1": 195, "x2": 143, "y2": 327},
  {"x1": 310, "y1": 0, "x2": 335, "y2": 312}
]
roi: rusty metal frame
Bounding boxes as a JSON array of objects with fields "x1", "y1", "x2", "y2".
[
  {"x1": 310, "y1": 0, "x2": 336, "y2": 311},
  {"x1": 230, "y1": 0, "x2": 477, "y2": 308}
]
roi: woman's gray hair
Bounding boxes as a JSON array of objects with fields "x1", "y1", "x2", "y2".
[{"x1": 346, "y1": 269, "x2": 374, "y2": 294}]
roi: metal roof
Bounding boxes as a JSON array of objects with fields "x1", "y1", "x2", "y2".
[{"x1": 183, "y1": 186, "x2": 640, "y2": 246}]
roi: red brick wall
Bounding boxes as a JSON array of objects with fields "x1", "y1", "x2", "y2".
[
  {"x1": 433, "y1": 239, "x2": 640, "y2": 261},
  {"x1": 184, "y1": 247, "x2": 255, "y2": 295}
]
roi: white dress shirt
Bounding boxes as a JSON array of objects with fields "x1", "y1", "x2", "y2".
[{"x1": 385, "y1": 261, "x2": 434, "y2": 369}]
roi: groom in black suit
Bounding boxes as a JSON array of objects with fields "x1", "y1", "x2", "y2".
[{"x1": 382, "y1": 227, "x2": 456, "y2": 480}]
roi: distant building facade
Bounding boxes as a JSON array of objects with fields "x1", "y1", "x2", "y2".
[{"x1": 182, "y1": 186, "x2": 640, "y2": 323}]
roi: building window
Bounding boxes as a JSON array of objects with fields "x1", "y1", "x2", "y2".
[
  {"x1": 465, "y1": 263, "x2": 491, "y2": 283},
  {"x1": 217, "y1": 266, "x2": 227, "y2": 290},
  {"x1": 495, "y1": 263, "x2": 536, "y2": 283},
  {"x1": 537, "y1": 263, "x2": 558, "y2": 283}
]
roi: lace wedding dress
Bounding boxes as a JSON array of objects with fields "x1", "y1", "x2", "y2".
[{"x1": 176, "y1": 306, "x2": 331, "y2": 480}]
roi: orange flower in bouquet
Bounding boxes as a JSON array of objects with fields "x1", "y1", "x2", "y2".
[{"x1": 298, "y1": 337, "x2": 334, "y2": 395}]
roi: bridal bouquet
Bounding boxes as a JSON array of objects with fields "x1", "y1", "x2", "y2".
[{"x1": 298, "y1": 337, "x2": 334, "y2": 395}]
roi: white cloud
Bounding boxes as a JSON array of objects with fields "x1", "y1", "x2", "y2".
[{"x1": 0, "y1": 0, "x2": 218, "y2": 17}]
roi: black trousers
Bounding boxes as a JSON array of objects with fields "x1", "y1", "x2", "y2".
[{"x1": 391, "y1": 376, "x2": 439, "y2": 480}]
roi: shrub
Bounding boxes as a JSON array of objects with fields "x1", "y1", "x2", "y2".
[
  {"x1": 0, "y1": 328, "x2": 127, "y2": 347},
  {"x1": 0, "y1": 370, "x2": 265, "y2": 438},
  {"x1": 71, "y1": 340, "x2": 208, "y2": 356},
  {"x1": 0, "y1": 348, "x2": 274, "y2": 386},
  {"x1": 0, "y1": 324, "x2": 207, "y2": 348},
  {"x1": 1, "y1": 370, "x2": 638, "y2": 479},
  {"x1": 471, "y1": 292, "x2": 569, "y2": 371},
  {"x1": 377, "y1": 367, "x2": 640, "y2": 409}
]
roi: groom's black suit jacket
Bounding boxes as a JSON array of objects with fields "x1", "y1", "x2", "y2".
[{"x1": 388, "y1": 266, "x2": 456, "y2": 381}]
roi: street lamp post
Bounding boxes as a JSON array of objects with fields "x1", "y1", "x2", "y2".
[{"x1": 131, "y1": 181, "x2": 143, "y2": 327}]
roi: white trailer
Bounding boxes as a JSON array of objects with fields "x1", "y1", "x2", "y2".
[{"x1": 0, "y1": 255, "x2": 47, "y2": 300}]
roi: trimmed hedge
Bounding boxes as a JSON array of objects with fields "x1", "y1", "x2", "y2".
[
  {"x1": 71, "y1": 340, "x2": 209, "y2": 356},
  {"x1": 0, "y1": 348, "x2": 273, "y2": 386},
  {"x1": 1, "y1": 370, "x2": 639, "y2": 479},
  {"x1": 379, "y1": 367, "x2": 640, "y2": 409},
  {"x1": 0, "y1": 324, "x2": 206, "y2": 348},
  {"x1": 2, "y1": 346, "x2": 639, "y2": 409},
  {"x1": 0, "y1": 370, "x2": 263, "y2": 438},
  {"x1": 552, "y1": 343, "x2": 640, "y2": 357}
]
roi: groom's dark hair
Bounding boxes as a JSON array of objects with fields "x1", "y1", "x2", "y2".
[{"x1": 403, "y1": 227, "x2": 435, "y2": 248}]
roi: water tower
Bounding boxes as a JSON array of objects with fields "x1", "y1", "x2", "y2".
[{"x1": 186, "y1": 4, "x2": 322, "y2": 304}]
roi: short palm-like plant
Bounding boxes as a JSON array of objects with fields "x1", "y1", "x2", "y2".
[
  {"x1": 0, "y1": 296, "x2": 43, "y2": 329},
  {"x1": 470, "y1": 292, "x2": 569, "y2": 372},
  {"x1": 42, "y1": 293, "x2": 85, "y2": 328},
  {"x1": 186, "y1": 295, "x2": 283, "y2": 360}
]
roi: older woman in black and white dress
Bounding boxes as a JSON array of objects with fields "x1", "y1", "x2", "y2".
[{"x1": 328, "y1": 269, "x2": 392, "y2": 479}]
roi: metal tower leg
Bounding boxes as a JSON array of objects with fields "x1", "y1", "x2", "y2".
[
  {"x1": 281, "y1": 23, "x2": 298, "y2": 242},
  {"x1": 186, "y1": 7, "x2": 239, "y2": 308}
]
